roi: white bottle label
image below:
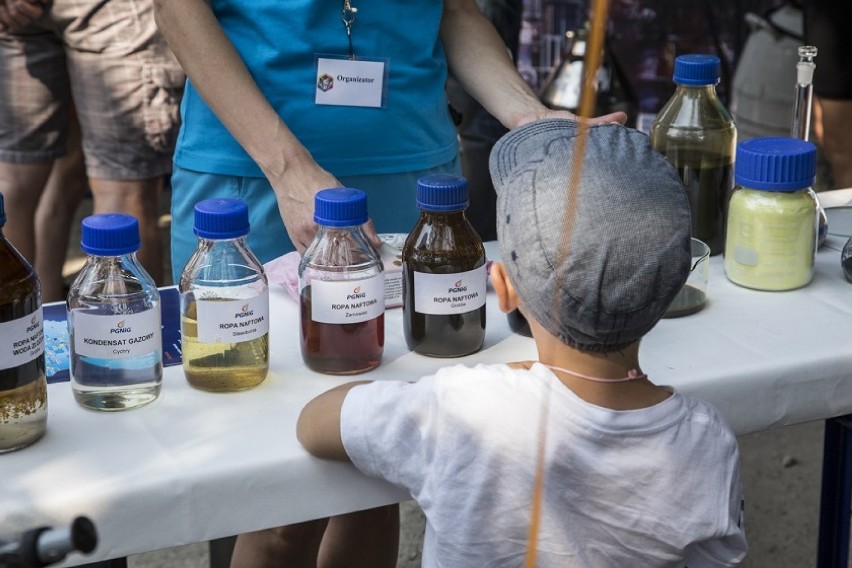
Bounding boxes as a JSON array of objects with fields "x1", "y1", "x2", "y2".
[
  {"x1": 307, "y1": 274, "x2": 385, "y2": 324},
  {"x1": 73, "y1": 309, "x2": 162, "y2": 359},
  {"x1": 0, "y1": 308, "x2": 44, "y2": 370},
  {"x1": 196, "y1": 293, "x2": 270, "y2": 344},
  {"x1": 413, "y1": 265, "x2": 487, "y2": 315}
]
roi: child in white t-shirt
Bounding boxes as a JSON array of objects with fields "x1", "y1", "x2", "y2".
[{"x1": 297, "y1": 119, "x2": 747, "y2": 567}]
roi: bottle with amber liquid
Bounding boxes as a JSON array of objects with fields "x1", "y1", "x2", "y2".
[
  {"x1": 299, "y1": 188, "x2": 384, "y2": 374},
  {"x1": 0, "y1": 192, "x2": 47, "y2": 452},
  {"x1": 179, "y1": 198, "x2": 269, "y2": 392},
  {"x1": 403, "y1": 174, "x2": 486, "y2": 357},
  {"x1": 650, "y1": 54, "x2": 736, "y2": 255}
]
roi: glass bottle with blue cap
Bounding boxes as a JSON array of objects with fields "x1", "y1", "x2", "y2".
[
  {"x1": 179, "y1": 198, "x2": 269, "y2": 392},
  {"x1": 67, "y1": 213, "x2": 162, "y2": 410},
  {"x1": 0, "y1": 191, "x2": 47, "y2": 450},
  {"x1": 651, "y1": 54, "x2": 737, "y2": 256},
  {"x1": 299, "y1": 188, "x2": 385, "y2": 374},
  {"x1": 402, "y1": 174, "x2": 486, "y2": 357},
  {"x1": 724, "y1": 137, "x2": 818, "y2": 290}
]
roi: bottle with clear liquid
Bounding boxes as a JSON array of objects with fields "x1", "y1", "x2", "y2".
[
  {"x1": 0, "y1": 192, "x2": 47, "y2": 452},
  {"x1": 299, "y1": 188, "x2": 384, "y2": 375},
  {"x1": 67, "y1": 214, "x2": 162, "y2": 411},
  {"x1": 179, "y1": 198, "x2": 269, "y2": 392},
  {"x1": 650, "y1": 54, "x2": 737, "y2": 255},
  {"x1": 403, "y1": 174, "x2": 486, "y2": 357}
]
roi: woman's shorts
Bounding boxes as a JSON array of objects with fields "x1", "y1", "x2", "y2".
[
  {"x1": 0, "y1": 0, "x2": 184, "y2": 180},
  {"x1": 169, "y1": 157, "x2": 463, "y2": 280}
]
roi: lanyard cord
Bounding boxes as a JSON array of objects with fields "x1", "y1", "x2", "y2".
[
  {"x1": 542, "y1": 363, "x2": 647, "y2": 383},
  {"x1": 342, "y1": 0, "x2": 358, "y2": 59}
]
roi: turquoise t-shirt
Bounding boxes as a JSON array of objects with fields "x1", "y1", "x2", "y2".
[{"x1": 175, "y1": 0, "x2": 460, "y2": 178}]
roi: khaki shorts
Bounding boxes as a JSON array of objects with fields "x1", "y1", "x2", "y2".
[{"x1": 0, "y1": 0, "x2": 184, "y2": 180}]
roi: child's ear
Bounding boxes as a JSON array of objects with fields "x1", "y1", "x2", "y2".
[{"x1": 490, "y1": 262, "x2": 520, "y2": 314}]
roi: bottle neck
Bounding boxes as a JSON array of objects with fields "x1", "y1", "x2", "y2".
[
  {"x1": 198, "y1": 235, "x2": 249, "y2": 248},
  {"x1": 420, "y1": 209, "x2": 468, "y2": 223},
  {"x1": 674, "y1": 83, "x2": 720, "y2": 100}
]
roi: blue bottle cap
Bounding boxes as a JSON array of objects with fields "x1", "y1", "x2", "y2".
[
  {"x1": 416, "y1": 174, "x2": 469, "y2": 212},
  {"x1": 314, "y1": 188, "x2": 369, "y2": 227},
  {"x1": 735, "y1": 137, "x2": 817, "y2": 191},
  {"x1": 81, "y1": 214, "x2": 141, "y2": 256},
  {"x1": 673, "y1": 54, "x2": 720, "y2": 86},
  {"x1": 0, "y1": 192, "x2": 6, "y2": 228},
  {"x1": 194, "y1": 198, "x2": 250, "y2": 239}
]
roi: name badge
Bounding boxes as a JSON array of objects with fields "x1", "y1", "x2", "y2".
[{"x1": 315, "y1": 55, "x2": 387, "y2": 108}]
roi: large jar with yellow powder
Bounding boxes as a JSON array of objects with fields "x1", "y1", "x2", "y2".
[{"x1": 724, "y1": 137, "x2": 818, "y2": 291}]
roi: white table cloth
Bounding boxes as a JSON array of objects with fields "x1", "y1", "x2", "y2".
[{"x1": 3, "y1": 194, "x2": 852, "y2": 565}]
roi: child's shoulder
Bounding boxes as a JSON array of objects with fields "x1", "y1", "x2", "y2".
[
  {"x1": 677, "y1": 391, "x2": 738, "y2": 440},
  {"x1": 432, "y1": 362, "x2": 531, "y2": 384}
]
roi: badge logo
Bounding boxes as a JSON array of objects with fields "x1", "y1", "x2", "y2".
[{"x1": 317, "y1": 73, "x2": 334, "y2": 92}]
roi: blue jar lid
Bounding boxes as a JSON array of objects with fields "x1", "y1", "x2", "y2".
[
  {"x1": 0, "y1": 192, "x2": 6, "y2": 227},
  {"x1": 194, "y1": 198, "x2": 250, "y2": 239},
  {"x1": 735, "y1": 137, "x2": 817, "y2": 191},
  {"x1": 416, "y1": 174, "x2": 469, "y2": 212},
  {"x1": 81, "y1": 214, "x2": 141, "y2": 256},
  {"x1": 314, "y1": 188, "x2": 369, "y2": 227},
  {"x1": 673, "y1": 54, "x2": 720, "y2": 86}
]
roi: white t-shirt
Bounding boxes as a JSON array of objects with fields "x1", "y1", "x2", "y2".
[{"x1": 341, "y1": 363, "x2": 747, "y2": 568}]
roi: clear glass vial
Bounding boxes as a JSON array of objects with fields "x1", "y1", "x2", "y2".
[
  {"x1": 0, "y1": 192, "x2": 47, "y2": 452},
  {"x1": 179, "y1": 198, "x2": 269, "y2": 392},
  {"x1": 299, "y1": 188, "x2": 385, "y2": 375},
  {"x1": 402, "y1": 174, "x2": 486, "y2": 357},
  {"x1": 650, "y1": 54, "x2": 737, "y2": 255},
  {"x1": 67, "y1": 214, "x2": 162, "y2": 411},
  {"x1": 724, "y1": 137, "x2": 818, "y2": 291}
]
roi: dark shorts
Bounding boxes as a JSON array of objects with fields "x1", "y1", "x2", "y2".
[
  {"x1": 169, "y1": 157, "x2": 462, "y2": 280},
  {"x1": 0, "y1": 0, "x2": 184, "y2": 179}
]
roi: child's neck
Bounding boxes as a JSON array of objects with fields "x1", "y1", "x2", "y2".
[{"x1": 532, "y1": 339, "x2": 671, "y2": 411}]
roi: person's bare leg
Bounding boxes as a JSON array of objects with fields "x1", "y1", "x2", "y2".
[
  {"x1": 229, "y1": 505, "x2": 398, "y2": 568},
  {"x1": 230, "y1": 518, "x2": 329, "y2": 568},
  {"x1": 0, "y1": 162, "x2": 53, "y2": 262},
  {"x1": 34, "y1": 123, "x2": 88, "y2": 302},
  {"x1": 318, "y1": 505, "x2": 399, "y2": 568},
  {"x1": 89, "y1": 177, "x2": 164, "y2": 284},
  {"x1": 814, "y1": 97, "x2": 852, "y2": 189}
]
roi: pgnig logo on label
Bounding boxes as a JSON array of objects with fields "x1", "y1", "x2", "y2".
[
  {"x1": 110, "y1": 320, "x2": 131, "y2": 334},
  {"x1": 236, "y1": 303, "x2": 254, "y2": 319},
  {"x1": 448, "y1": 279, "x2": 468, "y2": 294},
  {"x1": 347, "y1": 286, "x2": 367, "y2": 300},
  {"x1": 317, "y1": 73, "x2": 334, "y2": 92}
]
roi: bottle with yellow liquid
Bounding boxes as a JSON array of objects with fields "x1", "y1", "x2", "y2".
[{"x1": 179, "y1": 198, "x2": 269, "y2": 392}]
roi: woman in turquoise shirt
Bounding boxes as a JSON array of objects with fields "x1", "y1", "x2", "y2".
[{"x1": 153, "y1": 0, "x2": 625, "y2": 565}]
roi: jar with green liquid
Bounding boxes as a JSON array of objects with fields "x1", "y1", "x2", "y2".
[{"x1": 651, "y1": 54, "x2": 737, "y2": 256}]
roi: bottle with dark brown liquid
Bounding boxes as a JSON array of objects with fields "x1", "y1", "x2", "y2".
[
  {"x1": 650, "y1": 54, "x2": 736, "y2": 255},
  {"x1": 403, "y1": 174, "x2": 486, "y2": 357},
  {"x1": 299, "y1": 188, "x2": 384, "y2": 374},
  {"x1": 0, "y1": 192, "x2": 47, "y2": 452}
]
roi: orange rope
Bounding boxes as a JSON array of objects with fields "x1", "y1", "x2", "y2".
[{"x1": 523, "y1": 1, "x2": 611, "y2": 564}]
